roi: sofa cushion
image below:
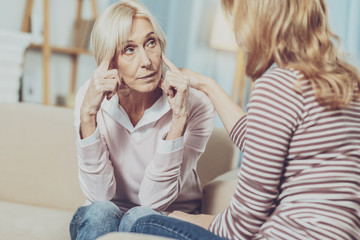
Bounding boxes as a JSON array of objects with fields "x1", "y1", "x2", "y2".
[
  {"x1": 0, "y1": 201, "x2": 74, "y2": 240},
  {"x1": 196, "y1": 127, "x2": 239, "y2": 187},
  {"x1": 0, "y1": 103, "x2": 84, "y2": 211},
  {"x1": 201, "y1": 168, "x2": 238, "y2": 215}
]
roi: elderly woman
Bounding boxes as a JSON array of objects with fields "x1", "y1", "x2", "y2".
[
  {"x1": 130, "y1": 0, "x2": 360, "y2": 239},
  {"x1": 69, "y1": 0, "x2": 215, "y2": 239}
]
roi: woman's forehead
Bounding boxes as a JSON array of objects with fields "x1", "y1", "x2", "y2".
[
  {"x1": 126, "y1": 17, "x2": 155, "y2": 41},
  {"x1": 130, "y1": 17, "x2": 154, "y2": 33}
]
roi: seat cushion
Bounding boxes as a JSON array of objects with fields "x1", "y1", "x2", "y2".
[{"x1": 0, "y1": 201, "x2": 75, "y2": 240}]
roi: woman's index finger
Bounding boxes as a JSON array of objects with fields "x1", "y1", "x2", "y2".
[
  {"x1": 162, "y1": 53, "x2": 181, "y2": 73},
  {"x1": 98, "y1": 58, "x2": 111, "y2": 71}
]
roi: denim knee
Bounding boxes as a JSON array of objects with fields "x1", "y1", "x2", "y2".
[
  {"x1": 70, "y1": 201, "x2": 123, "y2": 240},
  {"x1": 119, "y1": 206, "x2": 160, "y2": 232},
  {"x1": 83, "y1": 201, "x2": 122, "y2": 223},
  {"x1": 131, "y1": 214, "x2": 226, "y2": 240}
]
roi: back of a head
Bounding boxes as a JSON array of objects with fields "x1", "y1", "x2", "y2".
[
  {"x1": 90, "y1": 0, "x2": 167, "y2": 66},
  {"x1": 222, "y1": 0, "x2": 360, "y2": 109}
]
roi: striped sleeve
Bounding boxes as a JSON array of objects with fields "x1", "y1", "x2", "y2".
[
  {"x1": 209, "y1": 69, "x2": 303, "y2": 239},
  {"x1": 229, "y1": 115, "x2": 247, "y2": 152}
]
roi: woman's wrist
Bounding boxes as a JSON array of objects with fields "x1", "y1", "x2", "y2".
[
  {"x1": 172, "y1": 114, "x2": 188, "y2": 123},
  {"x1": 166, "y1": 114, "x2": 188, "y2": 140},
  {"x1": 199, "y1": 77, "x2": 217, "y2": 97},
  {"x1": 80, "y1": 111, "x2": 97, "y2": 139}
]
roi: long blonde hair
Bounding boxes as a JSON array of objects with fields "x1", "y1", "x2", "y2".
[{"x1": 222, "y1": 0, "x2": 360, "y2": 109}]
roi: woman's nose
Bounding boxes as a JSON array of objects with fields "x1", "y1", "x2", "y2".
[{"x1": 139, "y1": 48, "x2": 151, "y2": 68}]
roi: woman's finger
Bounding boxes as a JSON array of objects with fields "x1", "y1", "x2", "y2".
[
  {"x1": 158, "y1": 77, "x2": 165, "y2": 91},
  {"x1": 98, "y1": 58, "x2": 112, "y2": 72},
  {"x1": 161, "y1": 53, "x2": 181, "y2": 74},
  {"x1": 105, "y1": 69, "x2": 119, "y2": 78},
  {"x1": 161, "y1": 79, "x2": 175, "y2": 98},
  {"x1": 106, "y1": 81, "x2": 120, "y2": 100},
  {"x1": 106, "y1": 85, "x2": 118, "y2": 100}
]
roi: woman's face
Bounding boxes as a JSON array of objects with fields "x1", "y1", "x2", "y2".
[{"x1": 115, "y1": 17, "x2": 162, "y2": 93}]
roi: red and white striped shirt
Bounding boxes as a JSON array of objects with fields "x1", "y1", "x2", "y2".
[{"x1": 209, "y1": 67, "x2": 360, "y2": 239}]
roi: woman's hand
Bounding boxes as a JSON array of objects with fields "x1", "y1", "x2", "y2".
[
  {"x1": 179, "y1": 67, "x2": 246, "y2": 135},
  {"x1": 169, "y1": 211, "x2": 215, "y2": 230},
  {"x1": 160, "y1": 54, "x2": 190, "y2": 140},
  {"x1": 80, "y1": 58, "x2": 121, "y2": 139},
  {"x1": 179, "y1": 67, "x2": 215, "y2": 92}
]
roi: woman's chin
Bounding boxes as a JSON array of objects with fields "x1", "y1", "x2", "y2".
[
  {"x1": 129, "y1": 83, "x2": 160, "y2": 94},
  {"x1": 143, "y1": 79, "x2": 162, "y2": 92}
]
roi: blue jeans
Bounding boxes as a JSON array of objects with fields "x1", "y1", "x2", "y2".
[
  {"x1": 131, "y1": 214, "x2": 228, "y2": 240},
  {"x1": 69, "y1": 202, "x2": 160, "y2": 240}
]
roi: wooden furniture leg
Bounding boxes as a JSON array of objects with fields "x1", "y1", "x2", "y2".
[
  {"x1": 91, "y1": 0, "x2": 98, "y2": 18},
  {"x1": 68, "y1": 0, "x2": 83, "y2": 101},
  {"x1": 22, "y1": 0, "x2": 34, "y2": 32},
  {"x1": 69, "y1": 0, "x2": 97, "y2": 102},
  {"x1": 43, "y1": 0, "x2": 50, "y2": 105},
  {"x1": 70, "y1": 55, "x2": 78, "y2": 96}
]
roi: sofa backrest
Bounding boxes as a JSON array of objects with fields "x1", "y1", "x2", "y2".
[
  {"x1": 0, "y1": 103, "x2": 84, "y2": 211},
  {"x1": 197, "y1": 127, "x2": 239, "y2": 187},
  {"x1": 0, "y1": 103, "x2": 238, "y2": 212}
]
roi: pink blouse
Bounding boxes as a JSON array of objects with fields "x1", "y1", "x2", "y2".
[{"x1": 74, "y1": 80, "x2": 215, "y2": 213}]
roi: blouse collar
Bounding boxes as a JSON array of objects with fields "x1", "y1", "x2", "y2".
[{"x1": 101, "y1": 92, "x2": 170, "y2": 133}]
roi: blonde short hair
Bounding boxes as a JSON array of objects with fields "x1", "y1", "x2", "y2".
[
  {"x1": 222, "y1": 0, "x2": 360, "y2": 109},
  {"x1": 91, "y1": 0, "x2": 167, "y2": 66}
]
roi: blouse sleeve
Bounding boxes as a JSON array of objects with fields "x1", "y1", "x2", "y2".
[
  {"x1": 74, "y1": 80, "x2": 116, "y2": 203},
  {"x1": 138, "y1": 89, "x2": 216, "y2": 211},
  {"x1": 209, "y1": 69, "x2": 303, "y2": 239}
]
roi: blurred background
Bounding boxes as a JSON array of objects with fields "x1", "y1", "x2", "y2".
[{"x1": 0, "y1": 0, "x2": 359, "y2": 127}]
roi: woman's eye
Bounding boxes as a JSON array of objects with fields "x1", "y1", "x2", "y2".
[
  {"x1": 124, "y1": 48, "x2": 134, "y2": 55},
  {"x1": 147, "y1": 39, "x2": 156, "y2": 48}
]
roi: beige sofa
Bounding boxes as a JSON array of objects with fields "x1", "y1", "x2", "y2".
[{"x1": 0, "y1": 103, "x2": 239, "y2": 240}]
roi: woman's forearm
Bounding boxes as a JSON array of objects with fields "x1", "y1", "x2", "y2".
[
  {"x1": 166, "y1": 115, "x2": 188, "y2": 140},
  {"x1": 200, "y1": 78, "x2": 245, "y2": 134},
  {"x1": 80, "y1": 112, "x2": 97, "y2": 139}
]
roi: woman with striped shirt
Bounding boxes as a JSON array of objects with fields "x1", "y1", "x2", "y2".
[{"x1": 130, "y1": 0, "x2": 360, "y2": 239}]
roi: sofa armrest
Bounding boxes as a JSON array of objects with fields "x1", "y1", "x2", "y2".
[
  {"x1": 201, "y1": 168, "x2": 239, "y2": 215},
  {"x1": 97, "y1": 232, "x2": 175, "y2": 240}
]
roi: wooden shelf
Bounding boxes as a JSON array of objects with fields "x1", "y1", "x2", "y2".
[
  {"x1": 28, "y1": 43, "x2": 93, "y2": 55},
  {"x1": 22, "y1": 0, "x2": 97, "y2": 105}
]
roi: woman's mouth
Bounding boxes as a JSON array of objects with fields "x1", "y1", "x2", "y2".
[{"x1": 138, "y1": 72, "x2": 156, "y2": 79}]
